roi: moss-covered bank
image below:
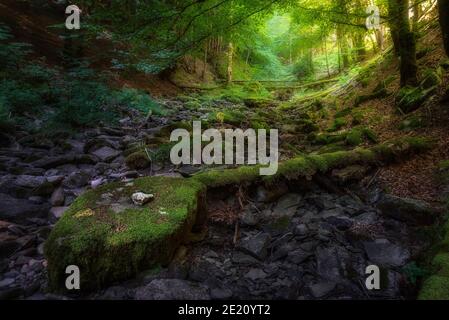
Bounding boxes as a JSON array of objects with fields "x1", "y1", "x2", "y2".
[
  {"x1": 45, "y1": 136, "x2": 431, "y2": 292},
  {"x1": 418, "y1": 218, "x2": 449, "y2": 300}
]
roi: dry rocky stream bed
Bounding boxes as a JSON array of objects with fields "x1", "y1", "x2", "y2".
[{"x1": 0, "y1": 99, "x2": 437, "y2": 300}]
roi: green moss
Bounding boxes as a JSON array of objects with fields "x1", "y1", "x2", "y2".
[
  {"x1": 123, "y1": 144, "x2": 145, "y2": 157},
  {"x1": 125, "y1": 151, "x2": 151, "y2": 170},
  {"x1": 195, "y1": 137, "x2": 429, "y2": 188},
  {"x1": 362, "y1": 128, "x2": 378, "y2": 143},
  {"x1": 296, "y1": 118, "x2": 319, "y2": 133},
  {"x1": 441, "y1": 59, "x2": 449, "y2": 70},
  {"x1": 327, "y1": 117, "x2": 347, "y2": 132},
  {"x1": 346, "y1": 128, "x2": 363, "y2": 146},
  {"x1": 354, "y1": 83, "x2": 388, "y2": 107},
  {"x1": 396, "y1": 86, "x2": 434, "y2": 114},
  {"x1": 438, "y1": 160, "x2": 449, "y2": 171},
  {"x1": 421, "y1": 68, "x2": 442, "y2": 89},
  {"x1": 184, "y1": 100, "x2": 202, "y2": 110},
  {"x1": 432, "y1": 253, "x2": 449, "y2": 277},
  {"x1": 44, "y1": 176, "x2": 205, "y2": 292},
  {"x1": 419, "y1": 276, "x2": 449, "y2": 300},
  {"x1": 371, "y1": 136, "x2": 431, "y2": 162},
  {"x1": 334, "y1": 107, "x2": 352, "y2": 119},
  {"x1": 209, "y1": 109, "x2": 246, "y2": 126},
  {"x1": 157, "y1": 122, "x2": 193, "y2": 138},
  {"x1": 314, "y1": 132, "x2": 347, "y2": 145},
  {"x1": 399, "y1": 116, "x2": 426, "y2": 131},
  {"x1": 194, "y1": 165, "x2": 260, "y2": 188},
  {"x1": 351, "y1": 110, "x2": 364, "y2": 125}
]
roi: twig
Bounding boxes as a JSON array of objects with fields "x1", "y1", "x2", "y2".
[
  {"x1": 367, "y1": 169, "x2": 381, "y2": 188},
  {"x1": 233, "y1": 219, "x2": 240, "y2": 245}
]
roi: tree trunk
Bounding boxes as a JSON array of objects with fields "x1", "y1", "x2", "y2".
[
  {"x1": 390, "y1": 0, "x2": 418, "y2": 87},
  {"x1": 353, "y1": 32, "x2": 367, "y2": 61},
  {"x1": 324, "y1": 39, "x2": 330, "y2": 77},
  {"x1": 412, "y1": 0, "x2": 421, "y2": 31},
  {"x1": 227, "y1": 42, "x2": 234, "y2": 84},
  {"x1": 439, "y1": 0, "x2": 449, "y2": 56},
  {"x1": 388, "y1": 0, "x2": 401, "y2": 56},
  {"x1": 289, "y1": 33, "x2": 293, "y2": 65},
  {"x1": 337, "y1": 26, "x2": 350, "y2": 68},
  {"x1": 202, "y1": 42, "x2": 208, "y2": 81},
  {"x1": 375, "y1": 26, "x2": 385, "y2": 51}
]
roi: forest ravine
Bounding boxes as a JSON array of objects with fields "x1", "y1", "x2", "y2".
[{"x1": 1, "y1": 0, "x2": 449, "y2": 301}]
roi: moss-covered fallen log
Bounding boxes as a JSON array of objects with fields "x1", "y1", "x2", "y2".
[
  {"x1": 44, "y1": 136, "x2": 431, "y2": 292},
  {"x1": 195, "y1": 136, "x2": 431, "y2": 188}
]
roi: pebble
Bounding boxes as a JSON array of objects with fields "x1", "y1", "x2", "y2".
[{"x1": 131, "y1": 192, "x2": 154, "y2": 206}]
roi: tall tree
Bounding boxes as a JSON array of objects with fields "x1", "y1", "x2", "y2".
[
  {"x1": 389, "y1": 0, "x2": 418, "y2": 87},
  {"x1": 439, "y1": 0, "x2": 449, "y2": 56}
]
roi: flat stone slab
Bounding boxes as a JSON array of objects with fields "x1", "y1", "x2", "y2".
[{"x1": 363, "y1": 239, "x2": 410, "y2": 267}]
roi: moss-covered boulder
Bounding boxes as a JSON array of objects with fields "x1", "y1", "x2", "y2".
[
  {"x1": 125, "y1": 151, "x2": 151, "y2": 170},
  {"x1": 44, "y1": 176, "x2": 206, "y2": 292},
  {"x1": 396, "y1": 86, "x2": 433, "y2": 113},
  {"x1": 421, "y1": 68, "x2": 442, "y2": 89},
  {"x1": 354, "y1": 81, "x2": 389, "y2": 107},
  {"x1": 345, "y1": 128, "x2": 364, "y2": 146}
]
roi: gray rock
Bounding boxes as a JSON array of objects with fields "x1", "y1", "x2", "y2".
[
  {"x1": 316, "y1": 247, "x2": 342, "y2": 282},
  {"x1": 326, "y1": 216, "x2": 353, "y2": 231},
  {"x1": 32, "y1": 155, "x2": 96, "y2": 169},
  {"x1": 50, "y1": 187, "x2": 65, "y2": 206},
  {"x1": 90, "y1": 178, "x2": 104, "y2": 189},
  {"x1": 135, "y1": 279, "x2": 210, "y2": 300},
  {"x1": 14, "y1": 175, "x2": 47, "y2": 189},
  {"x1": 255, "y1": 182, "x2": 289, "y2": 203},
  {"x1": 310, "y1": 194, "x2": 336, "y2": 210},
  {"x1": 0, "y1": 278, "x2": 15, "y2": 288},
  {"x1": 266, "y1": 193, "x2": 302, "y2": 233},
  {"x1": 46, "y1": 175, "x2": 64, "y2": 185},
  {"x1": 100, "y1": 286, "x2": 131, "y2": 300},
  {"x1": 65, "y1": 139, "x2": 85, "y2": 153},
  {"x1": 274, "y1": 193, "x2": 302, "y2": 213},
  {"x1": 354, "y1": 211, "x2": 378, "y2": 224},
  {"x1": 287, "y1": 249, "x2": 313, "y2": 264},
  {"x1": 309, "y1": 282, "x2": 336, "y2": 298},
  {"x1": 0, "y1": 240, "x2": 20, "y2": 260},
  {"x1": 363, "y1": 239, "x2": 410, "y2": 267},
  {"x1": 91, "y1": 146, "x2": 121, "y2": 162},
  {"x1": 294, "y1": 224, "x2": 309, "y2": 237},
  {"x1": 271, "y1": 242, "x2": 297, "y2": 261},
  {"x1": 63, "y1": 171, "x2": 92, "y2": 188},
  {"x1": 210, "y1": 288, "x2": 233, "y2": 300},
  {"x1": 332, "y1": 165, "x2": 369, "y2": 183},
  {"x1": 84, "y1": 136, "x2": 120, "y2": 153},
  {"x1": 320, "y1": 208, "x2": 345, "y2": 219},
  {"x1": 241, "y1": 209, "x2": 259, "y2": 226},
  {"x1": 231, "y1": 252, "x2": 260, "y2": 265},
  {"x1": 377, "y1": 194, "x2": 437, "y2": 225},
  {"x1": 238, "y1": 232, "x2": 271, "y2": 260},
  {"x1": 176, "y1": 165, "x2": 202, "y2": 178},
  {"x1": 49, "y1": 207, "x2": 68, "y2": 223},
  {"x1": 0, "y1": 193, "x2": 49, "y2": 224},
  {"x1": 131, "y1": 192, "x2": 154, "y2": 206},
  {"x1": 244, "y1": 268, "x2": 267, "y2": 281}
]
